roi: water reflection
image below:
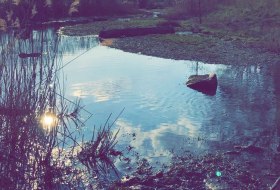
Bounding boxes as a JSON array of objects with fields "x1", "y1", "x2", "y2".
[
  {"x1": 3, "y1": 28, "x2": 278, "y2": 186},
  {"x1": 71, "y1": 79, "x2": 130, "y2": 102},
  {"x1": 273, "y1": 63, "x2": 280, "y2": 172},
  {"x1": 59, "y1": 36, "x2": 279, "y2": 178},
  {"x1": 59, "y1": 34, "x2": 99, "y2": 55},
  {"x1": 0, "y1": 29, "x2": 62, "y2": 189},
  {"x1": 0, "y1": 29, "x2": 114, "y2": 189},
  {"x1": 116, "y1": 117, "x2": 202, "y2": 157}
]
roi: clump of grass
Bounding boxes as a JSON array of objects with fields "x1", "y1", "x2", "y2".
[{"x1": 78, "y1": 117, "x2": 121, "y2": 178}]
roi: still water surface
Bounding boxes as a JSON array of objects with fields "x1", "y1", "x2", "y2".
[{"x1": 59, "y1": 34, "x2": 278, "y2": 166}]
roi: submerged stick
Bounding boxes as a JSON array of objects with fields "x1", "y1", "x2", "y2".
[{"x1": 271, "y1": 176, "x2": 280, "y2": 190}]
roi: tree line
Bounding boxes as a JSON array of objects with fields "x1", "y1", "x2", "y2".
[{"x1": 0, "y1": 0, "x2": 137, "y2": 30}]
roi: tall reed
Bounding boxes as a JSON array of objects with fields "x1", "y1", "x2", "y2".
[{"x1": 0, "y1": 29, "x2": 121, "y2": 189}]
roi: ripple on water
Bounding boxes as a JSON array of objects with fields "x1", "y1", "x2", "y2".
[{"x1": 60, "y1": 37, "x2": 278, "y2": 172}]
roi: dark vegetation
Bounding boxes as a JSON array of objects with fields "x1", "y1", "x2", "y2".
[
  {"x1": 0, "y1": 0, "x2": 137, "y2": 29},
  {"x1": 60, "y1": 0, "x2": 280, "y2": 55},
  {"x1": 0, "y1": 29, "x2": 123, "y2": 189},
  {"x1": 112, "y1": 154, "x2": 263, "y2": 189},
  {"x1": 1, "y1": 0, "x2": 278, "y2": 54},
  {"x1": 99, "y1": 26, "x2": 175, "y2": 38}
]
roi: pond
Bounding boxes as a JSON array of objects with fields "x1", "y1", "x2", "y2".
[
  {"x1": 58, "y1": 31, "x2": 279, "y2": 173},
  {"x1": 1, "y1": 28, "x2": 279, "y2": 183}
]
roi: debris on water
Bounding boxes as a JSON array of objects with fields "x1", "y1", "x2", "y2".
[
  {"x1": 127, "y1": 145, "x2": 134, "y2": 151},
  {"x1": 224, "y1": 150, "x2": 241, "y2": 155},
  {"x1": 153, "y1": 12, "x2": 160, "y2": 18},
  {"x1": 111, "y1": 154, "x2": 262, "y2": 189},
  {"x1": 19, "y1": 52, "x2": 42, "y2": 58},
  {"x1": 234, "y1": 144, "x2": 264, "y2": 154},
  {"x1": 126, "y1": 166, "x2": 132, "y2": 170}
]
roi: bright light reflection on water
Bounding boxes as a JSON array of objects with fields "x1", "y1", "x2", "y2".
[{"x1": 41, "y1": 112, "x2": 58, "y2": 132}]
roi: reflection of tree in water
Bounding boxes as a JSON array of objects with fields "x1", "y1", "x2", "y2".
[
  {"x1": 57, "y1": 30, "x2": 99, "y2": 55},
  {"x1": 201, "y1": 65, "x2": 279, "y2": 180},
  {"x1": 272, "y1": 64, "x2": 280, "y2": 130},
  {"x1": 0, "y1": 30, "x2": 118, "y2": 189},
  {"x1": 273, "y1": 63, "x2": 280, "y2": 171}
]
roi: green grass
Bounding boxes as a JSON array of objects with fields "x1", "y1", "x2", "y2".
[
  {"x1": 203, "y1": 0, "x2": 280, "y2": 52},
  {"x1": 63, "y1": 0, "x2": 280, "y2": 53},
  {"x1": 61, "y1": 18, "x2": 164, "y2": 36},
  {"x1": 163, "y1": 0, "x2": 280, "y2": 53}
]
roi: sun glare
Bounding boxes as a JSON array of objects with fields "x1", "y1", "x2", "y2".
[
  {"x1": 41, "y1": 112, "x2": 58, "y2": 131},
  {"x1": 43, "y1": 115, "x2": 55, "y2": 125}
]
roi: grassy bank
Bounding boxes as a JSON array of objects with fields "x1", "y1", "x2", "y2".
[
  {"x1": 61, "y1": 1, "x2": 280, "y2": 65},
  {"x1": 61, "y1": 18, "x2": 163, "y2": 36},
  {"x1": 202, "y1": 0, "x2": 280, "y2": 53}
]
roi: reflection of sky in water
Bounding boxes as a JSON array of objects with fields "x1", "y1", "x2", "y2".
[
  {"x1": 71, "y1": 79, "x2": 130, "y2": 102},
  {"x1": 60, "y1": 36, "x2": 278, "y2": 162},
  {"x1": 115, "y1": 117, "x2": 203, "y2": 157}
]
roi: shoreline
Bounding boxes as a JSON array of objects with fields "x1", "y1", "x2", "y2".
[
  {"x1": 52, "y1": 17, "x2": 280, "y2": 190},
  {"x1": 61, "y1": 20, "x2": 279, "y2": 66},
  {"x1": 107, "y1": 33, "x2": 279, "y2": 66}
]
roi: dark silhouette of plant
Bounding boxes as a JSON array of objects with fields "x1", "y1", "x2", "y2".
[
  {"x1": 0, "y1": 0, "x2": 135, "y2": 31},
  {"x1": 0, "y1": 28, "x2": 121, "y2": 189}
]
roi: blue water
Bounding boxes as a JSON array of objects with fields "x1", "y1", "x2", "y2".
[
  {"x1": 0, "y1": 25, "x2": 278, "y2": 188},
  {"x1": 59, "y1": 34, "x2": 278, "y2": 164}
]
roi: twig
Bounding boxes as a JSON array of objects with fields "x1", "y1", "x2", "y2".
[{"x1": 271, "y1": 176, "x2": 280, "y2": 190}]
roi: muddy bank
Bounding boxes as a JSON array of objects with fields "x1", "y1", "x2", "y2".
[
  {"x1": 111, "y1": 153, "x2": 271, "y2": 190},
  {"x1": 108, "y1": 33, "x2": 280, "y2": 66}
]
